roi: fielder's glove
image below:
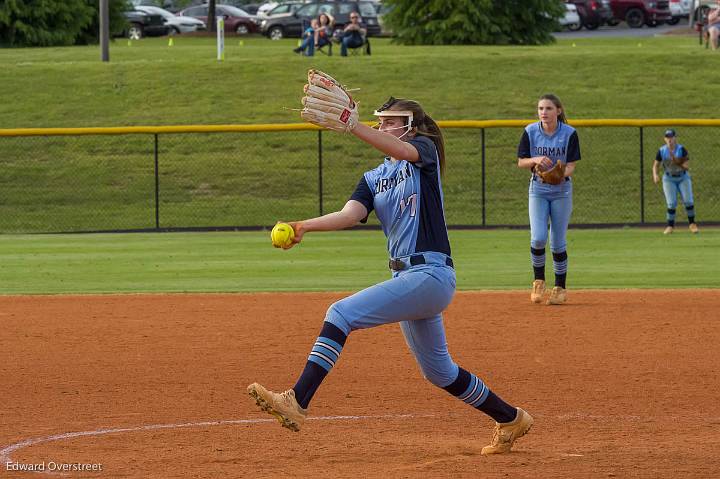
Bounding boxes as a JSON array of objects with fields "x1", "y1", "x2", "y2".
[
  {"x1": 301, "y1": 69, "x2": 359, "y2": 133},
  {"x1": 537, "y1": 162, "x2": 566, "y2": 185}
]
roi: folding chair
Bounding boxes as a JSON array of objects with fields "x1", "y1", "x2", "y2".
[
  {"x1": 348, "y1": 38, "x2": 371, "y2": 56},
  {"x1": 317, "y1": 40, "x2": 333, "y2": 56}
]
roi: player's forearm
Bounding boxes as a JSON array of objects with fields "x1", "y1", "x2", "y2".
[
  {"x1": 351, "y1": 123, "x2": 419, "y2": 162},
  {"x1": 298, "y1": 202, "x2": 366, "y2": 233},
  {"x1": 653, "y1": 162, "x2": 660, "y2": 176},
  {"x1": 517, "y1": 157, "x2": 537, "y2": 170},
  {"x1": 564, "y1": 162, "x2": 576, "y2": 177}
]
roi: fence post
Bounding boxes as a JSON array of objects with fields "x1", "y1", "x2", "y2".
[
  {"x1": 154, "y1": 134, "x2": 160, "y2": 229},
  {"x1": 318, "y1": 130, "x2": 323, "y2": 217},
  {"x1": 481, "y1": 128, "x2": 486, "y2": 226},
  {"x1": 639, "y1": 127, "x2": 644, "y2": 224}
]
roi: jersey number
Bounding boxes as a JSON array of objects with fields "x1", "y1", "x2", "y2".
[{"x1": 399, "y1": 193, "x2": 417, "y2": 217}]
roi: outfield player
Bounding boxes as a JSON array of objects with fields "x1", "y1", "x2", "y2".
[
  {"x1": 517, "y1": 94, "x2": 581, "y2": 305},
  {"x1": 248, "y1": 95, "x2": 533, "y2": 455},
  {"x1": 653, "y1": 129, "x2": 698, "y2": 234}
]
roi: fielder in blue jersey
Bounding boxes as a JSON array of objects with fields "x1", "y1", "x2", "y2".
[
  {"x1": 653, "y1": 129, "x2": 699, "y2": 235},
  {"x1": 248, "y1": 97, "x2": 533, "y2": 455},
  {"x1": 517, "y1": 94, "x2": 581, "y2": 306}
]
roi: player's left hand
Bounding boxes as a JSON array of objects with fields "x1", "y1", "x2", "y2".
[
  {"x1": 301, "y1": 69, "x2": 359, "y2": 133},
  {"x1": 538, "y1": 162, "x2": 566, "y2": 185}
]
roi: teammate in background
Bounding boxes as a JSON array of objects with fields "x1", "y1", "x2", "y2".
[
  {"x1": 248, "y1": 94, "x2": 533, "y2": 455},
  {"x1": 517, "y1": 94, "x2": 581, "y2": 306},
  {"x1": 653, "y1": 129, "x2": 698, "y2": 235}
]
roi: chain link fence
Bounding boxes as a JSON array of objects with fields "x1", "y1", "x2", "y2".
[{"x1": 1, "y1": 122, "x2": 718, "y2": 233}]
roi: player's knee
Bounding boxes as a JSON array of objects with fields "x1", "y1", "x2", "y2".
[
  {"x1": 530, "y1": 239, "x2": 546, "y2": 250},
  {"x1": 419, "y1": 361, "x2": 458, "y2": 388},
  {"x1": 325, "y1": 301, "x2": 352, "y2": 335},
  {"x1": 667, "y1": 208, "x2": 677, "y2": 215},
  {"x1": 685, "y1": 204, "x2": 694, "y2": 210}
]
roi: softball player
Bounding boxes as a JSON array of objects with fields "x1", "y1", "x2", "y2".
[
  {"x1": 248, "y1": 97, "x2": 533, "y2": 455},
  {"x1": 517, "y1": 94, "x2": 581, "y2": 305},
  {"x1": 653, "y1": 129, "x2": 698, "y2": 234}
]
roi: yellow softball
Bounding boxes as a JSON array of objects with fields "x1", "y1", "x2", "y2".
[{"x1": 270, "y1": 222, "x2": 295, "y2": 248}]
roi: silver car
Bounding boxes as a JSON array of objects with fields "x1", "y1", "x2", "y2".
[{"x1": 136, "y1": 5, "x2": 206, "y2": 33}]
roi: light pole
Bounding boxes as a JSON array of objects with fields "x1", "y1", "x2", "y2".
[{"x1": 100, "y1": 0, "x2": 110, "y2": 62}]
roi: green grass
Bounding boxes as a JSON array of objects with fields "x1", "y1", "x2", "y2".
[
  {"x1": 1, "y1": 228, "x2": 717, "y2": 294},
  {"x1": 1, "y1": 35, "x2": 720, "y2": 232},
  {"x1": 1, "y1": 35, "x2": 719, "y2": 127}
]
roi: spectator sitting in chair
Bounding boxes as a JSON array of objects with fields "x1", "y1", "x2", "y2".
[
  {"x1": 314, "y1": 13, "x2": 333, "y2": 52},
  {"x1": 708, "y1": 1, "x2": 720, "y2": 50},
  {"x1": 294, "y1": 18, "x2": 320, "y2": 56},
  {"x1": 340, "y1": 12, "x2": 367, "y2": 57}
]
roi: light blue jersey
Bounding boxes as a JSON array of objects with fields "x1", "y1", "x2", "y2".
[
  {"x1": 518, "y1": 121, "x2": 580, "y2": 195},
  {"x1": 656, "y1": 144, "x2": 688, "y2": 177},
  {"x1": 350, "y1": 135, "x2": 450, "y2": 259}
]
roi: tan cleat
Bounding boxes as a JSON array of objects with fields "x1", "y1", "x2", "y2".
[
  {"x1": 546, "y1": 286, "x2": 567, "y2": 305},
  {"x1": 481, "y1": 408, "x2": 533, "y2": 455},
  {"x1": 689, "y1": 223, "x2": 699, "y2": 234},
  {"x1": 530, "y1": 280, "x2": 546, "y2": 304},
  {"x1": 247, "y1": 383, "x2": 307, "y2": 432},
  {"x1": 663, "y1": 226, "x2": 674, "y2": 235}
]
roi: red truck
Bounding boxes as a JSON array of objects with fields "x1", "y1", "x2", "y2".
[{"x1": 607, "y1": 0, "x2": 672, "y2": 27}]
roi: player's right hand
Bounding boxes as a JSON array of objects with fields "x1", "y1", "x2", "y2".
[
  {"x1": 533, "y1": 156, "x2": 553, "y2": 171},
  {"x1": 285, "y1": 222, "x2": 304, "y2": 249}
]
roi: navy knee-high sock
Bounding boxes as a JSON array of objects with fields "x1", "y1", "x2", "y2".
[
  {"x1": 531, "y1": 247, "x2": 546, "y2": 281},
  {"x1": 686, "y1": 204, "x2": 696, "y2": 223},
  {"x1": 552, "y1": 251, "x2": 568, "y2": 288},
  {"x1": 442, "y1": 367, "x2": 517, "y2": 423},
  {"x1": 292, "y1": 321, "x2": 347, "y2": 409}
]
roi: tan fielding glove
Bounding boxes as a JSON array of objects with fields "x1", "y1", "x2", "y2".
[
  {"x1": 301, "y1": 69, "x2": 359, "y2": 133},
  {"x1": 538, "y1": 162, "x2": 566, "y2": 185}
]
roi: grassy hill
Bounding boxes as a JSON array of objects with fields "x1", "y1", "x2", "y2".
[{"x1": 1, "y1": 35, "x2": 719, "y2": 233}]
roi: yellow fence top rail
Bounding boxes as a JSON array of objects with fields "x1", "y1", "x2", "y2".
[{"x1": 1, "y1": 119, "x2": 719, "y2": 137}]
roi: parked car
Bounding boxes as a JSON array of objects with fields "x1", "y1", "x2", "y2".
[
  {"x1": 122, "y1": 9, "x2": 172, "y2": 39},
  {"x1": 135, "y1": 5, "x2": 206, "y2": 33},
  {"x1": 260, "y1": 1, "x2": 379, "y2": 39},
  {"x1": 562, "y1": 2, "x2": 583, "y2": 30},
  {"x1": 668, "y1": 0, "x2": 691, "y2": 24},
  {"x1": 565, "y1": 0, "x2": 614, "y2": 30},
  {"x1": 607, "y1": 0, "x2": 672, "y2": 27},
  {"x1": 178, "y1": 4, "x2": 260, "y2": 34},
  {"x1": 260, "y1": 1, "x2": 307, "y2": 19}
]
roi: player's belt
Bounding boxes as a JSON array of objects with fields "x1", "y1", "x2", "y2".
[
  {"x1": 666, "y1": 172, "x2": 686, "y2": 177},
  {"x1": 388, "y1": 254, "x2": 454, "y2": 271}
]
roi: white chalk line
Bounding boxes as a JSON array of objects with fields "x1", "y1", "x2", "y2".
[{"x1": 0, "y1": 413, "x2": 422, "y2": 473}]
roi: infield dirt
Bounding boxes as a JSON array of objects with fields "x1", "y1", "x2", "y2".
[{"x1": 1, "y1": 290, "x2": 719, "y2": 478}]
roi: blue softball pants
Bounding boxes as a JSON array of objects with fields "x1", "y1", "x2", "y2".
[
  {"x1": 324, "y1": 252, "x2": 459, "y2": 388},
  {"x1": 529, "y1": 184, "x2": 573, "y2": 252},
  {"x1": 662, "y1": 172, "x2": 694, "y2": 210}
]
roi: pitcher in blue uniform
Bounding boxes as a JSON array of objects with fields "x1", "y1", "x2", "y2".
[
  {"x1": 517, "y1": 94, "x2": 581, "y2": 306},
  {"x1": 653, "y1": 129, "x2": 698, "y2": 235},
  {"x1": 248, "y1": 97, "x2": 533, "y2": 455}
]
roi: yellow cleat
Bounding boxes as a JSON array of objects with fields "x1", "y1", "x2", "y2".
[
  {"x1": 247, "y1": 383, "x2": 307, "y2": 432},
  {"x1": 663, "y1": 226, "x2": 674, "y2": 235},
  {"x1": 481, "y1": 408, "x2": 534, "y2": 455},
  {"x1": 689, "y1": 223, "x2": 699, "y2": 234},
  {"x1": 530, "y1": 280, "x2": 545, "y2": 304},
  {"x1": 546, "y1": 286, "x2": 567, "y2": 305}
]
